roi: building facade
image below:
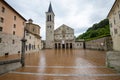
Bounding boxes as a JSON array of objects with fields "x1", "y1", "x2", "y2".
[
  {"x1": 54, "y1": 24, "x2": 75, "y2": 49},
  {"x1": 0, "y1": 0, "x2": 26, "y2": 56},
  {"x1": 74, "y1": 40, "x2": 85, "y2": 49},
  {"x1": 25, "y1": 19, "x2": 41, "y2": 53},
  {"x1": 107, "y1": 0, "x2": 120, "y2": 51},
  {"x1": 107, "y1": 0, "x2": 120, "y2": 72},
  {"x1": 45, "y1": 3, "x2": 84, "y2": 49}
]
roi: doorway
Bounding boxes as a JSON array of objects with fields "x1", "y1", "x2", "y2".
[
  {"x1": 58, "y1": 43, "x2": 61, "y2": 49},
  {"x1": 55, "y1": 43, "x2": 57, "y2": 49},
  {"x1": 70, "y1": 43, "x2": 72, "y2": 49},
  {"x1": 62, "y1": 44, "x2": 65, "y2": 49},
  {"x1": 66, "y1": 43, "x2": 68, "y2": 48}
]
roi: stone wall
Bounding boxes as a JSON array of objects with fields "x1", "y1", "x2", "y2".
[
  {"x1": 0, "y1": 33, "x2": 22, "y2": 56},
  {"x1": 106, "y1": 51, "x2": 120, "y2": 72},
  {"x1": 0, "y1": 59, "x2": 21, "y2": 74},
  {"x1": 85, "y1": 36, "x2": 113, "y2": 51}
]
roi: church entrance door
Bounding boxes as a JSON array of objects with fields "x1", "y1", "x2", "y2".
[
  {"x1": 70, "y1": 43, "x2": 72, "y2": 49},
  {"x1": 55, "y1": 43, "x2": 57, "y2": 49},
  {"x1": 66, "y1": 43, "x2": 68, "y2": 48},
  {"x1": 58, "y1": 43, "x2": 61, "y2": 49},
  {"x1": 62, "y1": 44, "x2": 65, "y2": 49}
]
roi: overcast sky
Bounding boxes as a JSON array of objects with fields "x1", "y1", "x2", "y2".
[{"x1": 5, "y1": 0, "x2": 115, "y2": 40}]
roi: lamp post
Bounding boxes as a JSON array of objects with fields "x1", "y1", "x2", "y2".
[{"x1": 21, "y1": 27, "x2": 27, "y2": 67}]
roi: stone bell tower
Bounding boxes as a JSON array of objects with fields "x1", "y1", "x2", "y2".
[{"x1": 45, "y1": 2, "x2": 55, "y2": 48}]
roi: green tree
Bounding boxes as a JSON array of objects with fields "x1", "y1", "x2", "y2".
[{"x1": 76, "y1": 19, "x2": 110, "y2": 41}]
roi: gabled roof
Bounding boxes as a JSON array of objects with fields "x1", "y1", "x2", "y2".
[{"x1": 55, "y1": 24, "x2": 74, "y2": 31}]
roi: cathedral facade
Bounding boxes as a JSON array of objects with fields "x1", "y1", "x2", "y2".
[{"x1": 45, "y1": 3, "x2": 84, "y2": 49}]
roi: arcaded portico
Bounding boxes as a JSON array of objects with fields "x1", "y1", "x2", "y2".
[{"x1": 55, "y1": 42, "x2": 73, "y2": 49}]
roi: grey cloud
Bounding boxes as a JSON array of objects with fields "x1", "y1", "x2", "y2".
[{"x1": 5, "y1": 0, "x2": 115, "y2": 40}]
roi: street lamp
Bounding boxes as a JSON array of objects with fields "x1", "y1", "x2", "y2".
[{"x1": 21, "y1": 27, "x2": 27, "y2": 67}]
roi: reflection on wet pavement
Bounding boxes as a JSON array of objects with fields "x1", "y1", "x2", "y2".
[{"x1": 0, "y1": 49, "x2": 120, "y2": 80}]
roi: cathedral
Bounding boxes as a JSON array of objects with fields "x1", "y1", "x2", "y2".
[{"x1": 45, "y1": 3, "x2": 84, "y2": 49}]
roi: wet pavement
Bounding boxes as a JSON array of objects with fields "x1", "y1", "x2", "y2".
[{"x1": 0, "y1": 49, "x2": 120, "y2": 80}]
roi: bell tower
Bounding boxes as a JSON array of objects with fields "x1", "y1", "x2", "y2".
[{"x1": 45, "y1": 2, "x2": 55, "y2": 48}]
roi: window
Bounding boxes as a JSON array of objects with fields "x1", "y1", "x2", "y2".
[
  {"x1": 47, "y1": 15, "x2": 52, "y2": 21},
  {"x1": 29, "y1": 44, "x2": 31, "y2": 50},
  {"x1": 13, "y1": 31, "x2": 15, "y2": 35},
  {"x1": 0, "y1": 38, "x2": 2, "y2": 43},
  {"x1": 26, "y1": 45, "x2": 27, "y2": 51},
  {"x1": 18, "y1": 51, "x2": 20, "y2": 53},
  {"x1": 119, "y1": 14, "x2": 120, "y2": 20},
  {"x1": 26, "y1": 31, "x2": 29, "y2": 36},
  {"x1": 119, "y1": 12, "x2": 120, "y2": 20},
  {"x1": 34, "y1": 45, "x2": 35, "y2": 49},
  {"x1": 33, "y1": 28, "x2": 35, "y2": 31},
  {"x1": 38, "y1": 45, "x2": 39, "y2": 48},
  {"x1": 14, "y1": 16, "x2": 16, "y2": 20},
  {"x1": 111, "y1": 32, "x2": 113, "y2": 36},
  {"x1": 32, "y1": 45, "x2": 34, "y2": 50},
  {"x1": 0, "y1": 27, "x2": 3, "y2": 31},
  {"x1": 118, "y1": 4, "x2": 119, "y2": 8},
  {"x1": 29, "y1": 36, "x2": 31, "y2": 39},
  {"x1": 47, "y1": 26, "x2": 52, "y2": 28},
  {"x1": 0, "y1": 17, "x2": 4, "y2": 23},
  {"x1": 12, "y1": 40, "x2": 15, "y2": 44},
  {"x1": 50, "y1": 15, "x2": 51, "y2": 21},
  {"x1": 13, "y1": 24, "x2": 16, "y2": 28},
  {"x1": 47, "y1": 15, "x2": 49, "y2": 21},
  {"x1": 110, "y1": 23, "x2": 112, "y2": 28},
  {"x1": 114, "y1": 28, "x2": 118, "y2": 34},
  {"x1": 2, "y1": 7, "x2": 5, "y2": 13},
  {"x1": 50, "y1": 26, "x2": 51, "y2": 28},
  {"x1": 114, "y1": 18, "x2": 116, "y2": 25}
]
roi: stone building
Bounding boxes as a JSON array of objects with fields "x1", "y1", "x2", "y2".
[
  {"x1": 25, "y1": 19, "x2": 41, "y2": 53},
  {"x1": 45, "y1": 3, "x2": 84, "y2": 49},
  {"x1": 107, "y1": 0, "x2": 120, "y2": 72},
  {"x1": 107, "y1": 0, "x2": 120, "y2": 51},
  {"x1": 74, "y1": 39, "x2": 85, "y2": 49},
  {"x1": 85, "y1": 36, "x2": 113, "y2": 51},
  {"x1": 54, "y1": 24, "x2": 74, "y2": 49},
  {"x1": 45, "y1": 3, "x2": 55, "y2": 49},
  {"x1": 0, "y1": 0, "x2": 26, "y2": 56}
]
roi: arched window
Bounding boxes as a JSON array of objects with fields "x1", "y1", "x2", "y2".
[
  {"x1": 47, "y1": 15, "x2": 49, "y2": 21},
  {"x1": 50, "y1": 15, "x2": 51, "y2": 21},
  {"x1": 29, "y1": 44, "x2": 31, "y2": 50}
]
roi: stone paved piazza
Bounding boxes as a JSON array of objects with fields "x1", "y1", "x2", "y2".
[{"x1": 0, "y1": 49, "x2": 120, "y2": 80}]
